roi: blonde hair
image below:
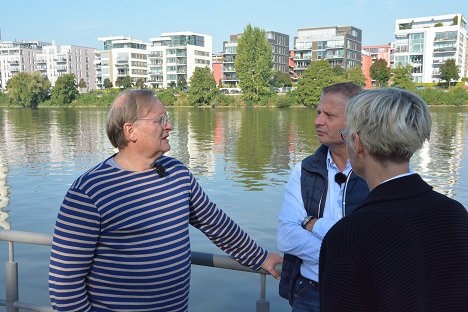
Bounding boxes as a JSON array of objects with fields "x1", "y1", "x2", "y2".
[{"x1": 346, "y1": 88, "x2": 431, "y2": 163}]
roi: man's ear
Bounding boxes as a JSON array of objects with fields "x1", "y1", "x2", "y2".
[{"x1": 123, "y1": 122, "x2": 137, "y2": 143}]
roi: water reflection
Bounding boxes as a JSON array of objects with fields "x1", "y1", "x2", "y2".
[{"x1": 0, "y1": 107, "x2": 466, "y2": 231}]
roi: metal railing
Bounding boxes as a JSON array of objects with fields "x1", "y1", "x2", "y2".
[{"x1": 0, "y1": 230, "x2": 279, "y2": 312}]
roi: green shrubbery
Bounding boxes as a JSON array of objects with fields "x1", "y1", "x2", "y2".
[{"x1": 416, "y1": 87, "x2": 468, "y2": 106}]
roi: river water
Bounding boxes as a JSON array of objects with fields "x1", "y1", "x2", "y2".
[{"x1": 0, "y1": 106, "x2": 467, "y2": 311}]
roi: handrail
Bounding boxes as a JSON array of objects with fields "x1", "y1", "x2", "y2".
[{"x1": 0, "y1": 230, "x2": 280, "y2": 312}]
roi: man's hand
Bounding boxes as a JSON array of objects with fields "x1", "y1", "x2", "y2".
[{"x1": 261, "y1": 252, "x2": 283, "y2": 280}]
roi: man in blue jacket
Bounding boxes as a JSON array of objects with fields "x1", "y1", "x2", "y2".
[{"x1": 277, "y1": 82, "x2": 369, "y2": 312}]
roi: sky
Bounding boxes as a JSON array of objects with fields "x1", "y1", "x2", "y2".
[{"x1": 1, "y1": 0, "x2": 467, "y2": 53}]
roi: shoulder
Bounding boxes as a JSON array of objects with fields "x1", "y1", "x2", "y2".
[
  {"x1": 301, "y1": 145, "x2": 328, "y2": 172},
  {"x1": 70, "y1": 159, "x2": 116, "y2": 190}
]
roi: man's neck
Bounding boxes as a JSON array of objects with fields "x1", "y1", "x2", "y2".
[{"x1": 329, "y1": 145, "x2": 349, "y2": 172}]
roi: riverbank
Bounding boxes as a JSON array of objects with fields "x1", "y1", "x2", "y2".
[{"x1": 1, "y1": 86, "x2": 468, "y2": 108}]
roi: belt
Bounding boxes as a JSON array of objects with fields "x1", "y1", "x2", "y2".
[{"x1": 298, "y1": 275, "x2": 319, "y2": 288}]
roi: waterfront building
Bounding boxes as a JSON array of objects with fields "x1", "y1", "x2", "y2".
[
  {"x1": 0, "y1": 41, "x2": 50, "y2": 90},
  {"x1": 220, "y1": 30, "x2": 289, "y2": 87},
  {"x1": 212, "y1": 53, "x2": 223, "y2": 86},
  {"x1": 362, "y1": 44, "x2": 393, "y2": 88},
  {"x1": 361, "y1": 50, "x2": 373, "y2": 89},
  {"x1": 148, "y1": 32, "x2": 212, "y2": 89},
  {"x1": 35, "y1": 42, "x2": 96, "y2": 91},
  {"x1": 293, "y1": 26, "x2": 362, "y2": 80},
  {"x1": 95, "y1": 36, "x2": 148, "y2": 89},
  {"x1": 393, "y1": 13, "x2": 467, "y2": 83}
]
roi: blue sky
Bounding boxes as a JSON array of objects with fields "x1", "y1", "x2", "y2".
[{"x1": 1, "y1": 0, "x2": 466, "y2": 52}]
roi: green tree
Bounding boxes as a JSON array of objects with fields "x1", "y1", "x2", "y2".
[
  {"x1": 115, "y1": 75, "x2": 132, "y2": 89},
  {"x1": 439, "y1": 59, "x2": 459, "y2": 88},
  {"x1": 103, "y1": 78, "x2": 113, "y2": 89},
  {"x1": 370, "y1": 58, "x2": 390, "y2": 87},
  {"x1": 177, "y1": 76, "x2": 187, "y2": 89},
  {"x1": 78, "y1": 78, "x2": 87, "y2": 92},
  {"x1": 332, "y1": 65, "x2": 346, "y2": 77},
  {"x1": 188, "y1": 67, "x2": 217, "y2": 106},
  {"x1": 296, "y1": 60, "x2": 339, "y2": 107},
  {"x1": 52, "y1": 73, "x2": 79, "y2": 105},
  {"x1": 135, "y1": 78, "x2": 145, "y2": 89},
  {"x1": 270, "y1": 71, "x2": 292, "y2": 88},
  {"x1": 6, "y1": 72, "x2": 51, "y2": 108},
  {"x1": 391, "y1": 65, "x2": 414, "y2": 89},
  {"x1": 235, "y1": 24, "x2": 273, "y2": 104},
  {"x1": 168, "y1": 81, "x2": 177, "y2": 89},
  {"x1": 344, "y1": 66, "x2": 366, "y2": 87}
]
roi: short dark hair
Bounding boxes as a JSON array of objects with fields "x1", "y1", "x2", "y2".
[{"x1": 322, "y1": 82, "x2": 361, "y2": 99}]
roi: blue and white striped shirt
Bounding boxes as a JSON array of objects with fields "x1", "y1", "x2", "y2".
[{"x1": 49, "y1": 156, "x2": 267, "y2": 311}]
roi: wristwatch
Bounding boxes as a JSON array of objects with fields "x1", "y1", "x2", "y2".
[{"x1": 302, "y1": 216, "x2": 316, "y2": 230}]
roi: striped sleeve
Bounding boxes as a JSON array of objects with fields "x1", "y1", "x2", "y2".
[
  {"x1": 187, "y1": 172, "x2": 267, "y2": 270},
  {"x1": 49, "y1": 187, "x2": 100, "y2": 312}
]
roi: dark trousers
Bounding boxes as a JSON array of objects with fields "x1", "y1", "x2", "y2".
[{"x1": 292, "y1": 275, "x2": 320, "y2": 312}]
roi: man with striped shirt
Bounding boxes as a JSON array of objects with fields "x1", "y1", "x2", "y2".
[{"x1": 48, "y1": 89, "x2": 282, "y2": 312}]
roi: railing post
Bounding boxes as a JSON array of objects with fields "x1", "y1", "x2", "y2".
[
  {"x1": 5, "y1": 241, "x2": 19, "y2": 312},
  {"x1": 255, "y1": 273, "x2": 269, "y2": 312}
]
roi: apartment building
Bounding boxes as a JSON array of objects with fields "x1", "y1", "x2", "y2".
[
  {"x1": 35, "y1": 43, "x2": 96, "y2": 91},
  {"x1": 220, "y1": 30, "x2": 289, "y2": 86},
  {"x1": 361, "y1": 44, "x2": 394, "y2": 88},
  {"x1": 0, "y1": 41, "x2": 49, "y2": 90},
  {"x1": 293, "y1": 26, "x2": 362, "y2": 80},
  {"x1": 393, "y1": 13, "x2": 467, "y2": 83},
  {"x1": 148, "y1": 32, "x2": 212, "y2": 89},
  {"x1": 212, "y1": 53, "x2": 223, "y2": 85},
  {"x1": 95, "y1": 36, "x2": 148, "y2": 89}
]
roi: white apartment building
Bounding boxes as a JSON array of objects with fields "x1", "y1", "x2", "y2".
[
  {"x1": 393, "y1": 13, "x2": 467, "y2": 83},
  {"x1": 35, "y1": 42, "x2": 96, "y2": 91},
  {"x1": 293, "y1": 26, "x2": 362, "y2": 80},
  {"x1": 0, "y1": 41, "x2": 49, "y2": 90},
  {"x1": 95, "y1": 36, "x2": 149, "y2": 89},
  {"x1": 148, "y1": 32, "x2": 212, "y2": 88}
]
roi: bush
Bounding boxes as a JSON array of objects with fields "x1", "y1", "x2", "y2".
[
  {"x1": 416, "y1": 87, "x2": 468, "y2": 106},
  {"x1": 210, "y1": 93, "x2": 238, "y2": 107},
  {"x1": 0, "y1": 92, "x2": 9, "y2": 106},
  {"x1": 274, "y1": 94, "x2": 296, "y2": 108},
  {"x1": 157, "y1": 89, "x2": 176, "y2": 106},
  {"x1": 174, "y1": 92, "x2": 189, "y2": 106}
]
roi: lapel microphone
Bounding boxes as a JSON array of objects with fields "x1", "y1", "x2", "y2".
[
  {"x1": 153, "y1": 162, "x2": 166, "y2": 178},
  {"x1": 335, "y1": 172, "x2": 347, "y2": 186}
]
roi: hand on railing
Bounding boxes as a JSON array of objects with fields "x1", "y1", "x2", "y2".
[{"x1": 261, "y1": 252, "x2": 283, "y2": 280}]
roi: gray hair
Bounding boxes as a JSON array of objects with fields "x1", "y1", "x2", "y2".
[
  {"x1": 106, "y1": 89, "x2": 160, "y2": 148},
  {"x1": 345, "y1": 88, "x2": 431, "y2": 163}
]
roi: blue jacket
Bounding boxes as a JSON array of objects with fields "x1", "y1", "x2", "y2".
[{"x1": 279, "y1": 145, "x2": 369, "y2": 305}]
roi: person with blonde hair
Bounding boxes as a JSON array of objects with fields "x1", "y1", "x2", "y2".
[{"x1": 319, "y1": 88, "x2": 468, "y2": 311}]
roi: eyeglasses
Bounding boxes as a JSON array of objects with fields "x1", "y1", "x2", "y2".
[
  {"x1": 138, "y1": 113, "x2": 171, "y2": 126},
  {"x1": 339, "y1": 129, "x2": 348, "y2": 142}
]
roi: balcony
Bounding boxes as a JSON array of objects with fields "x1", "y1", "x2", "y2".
[
  {"x1": 36, "y1": 65, "x2": 47, "y2": 70},
  {"x1": 56, "y1": 65, "x2": 68, "y2": 71},
  {"x1": 433, "y1": 47, "x2": 456, "y2": 53},
  {"x1": 10, "y1": 66, "x2": 20, "y2": 72},
  {"x1": 294, "y1": 55, "x2": 312, "y2": 60}
]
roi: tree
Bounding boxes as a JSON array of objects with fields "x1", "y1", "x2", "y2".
[
  {"x1": 370, "y1": 59, "x2": 390, "y2": 87},
  {"x1": 296, "y1": 60, "x2": 339, "y2": 107},
  {"x1": 235, "y1": 24, "x2": 273, "y2": 104},
  {"x1": 391, "y1": 65, "x2": 414, "y2": 89},
  {"x1": 6, "y1": 72, "x2": 51, "y2": 108},
  {"x1": 135, "y1": 78, "x2": 145, "y2": 89},
  {"x1": 344, "y1": 66, "x2": 366, "y2": 87},
  {"x1": 188, "y1": 67, "x2": 217, "y2": 106},
  {"x1": 439, "y1": 59, "x2": 459, "y2": 88},
  {"x1": 332, "y1": 65, "x2": 346, "y2": 77},
  {"x1": 52, "y1": 73, "x2": 79, "y2": 105},
  {"x1": 78, "y1": 78, "x2": 87, "y2": 92},
  {"x1": 270, "y1": 71, "x2": 292, "y2": 88},
  {"x1": 103, "y1": 78, "x2": 113, "y2": 89},
  {"x1": 115, "y1": 75, "x2": 132, "y2": 89},
  {"x1": 168, "y1": 81, "x2": 177, "y2": 89},
  {"x1": 177, "y1": 76, "x2": 187, "y2": 89}
]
